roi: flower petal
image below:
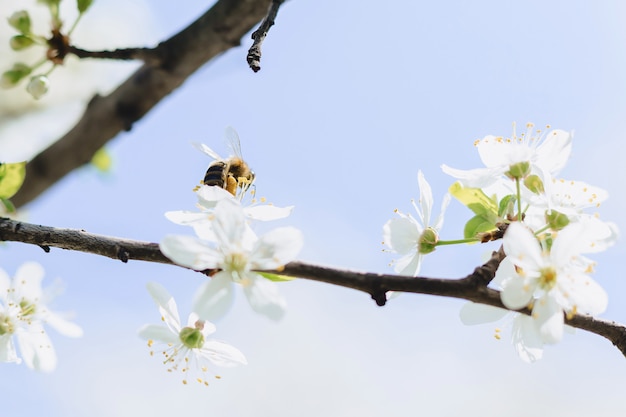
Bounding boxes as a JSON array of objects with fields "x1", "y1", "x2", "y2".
[
  {"x1": 532, "y1": 294, "x2": 564, "y2": 344},
  {"x1": 44, "y1": 313, "x2": 83, "y2": 338},
  {"x1": 459, "y1": 302, "x2": 508, "y2": 325},
  {"x1": 199, "y1": 340, "x2": 248, "y2": 367},
  {"x1": 242, "y1": 273, "x2": 287, "y2": 321},
  {"x1": 13, "y1": 261, "x2": 45, "y2": 302},
  {"x1": 0, "y1": 334, "x2": 20, "y2": 364},
  {"x1": 511, "y1": 314, "x2": 543, "y2": 363},
  {"x1": 146, "y1": 282, "x2": 181, "y2": 333},
  {"x1": 192, "y1": 273, "x2": 235, "y2": 322},
  {"x1": 416, "y1": 170, "x2": 433, "y2": 226},
  {"x1": 503, "y1": 222, "x2": 544, "y2": 271},
  {"x1": 245, "y1": 205, "x2": 294, "y2": 221},
  {"x1": 137, "y1": 324, "x2": 179, "y2": 344},
  {"x1": 160, "y1": 235, "x2": 220, "y2": 270},
  {"x1": 249, "y1": 227, "x2": 303, "y2": 269},
  {"x1": 534, "y1": 129, "x2": 572, "y2": 174},
  {"x1": 501, "y1": 276, "x2": 534, "y2": 310},
  {"x1": 383, "y1": 217, "x2": 420, "y2": 255},
  {"x1": 15, "y1": 325, "x2": 57, "y2": 372}
]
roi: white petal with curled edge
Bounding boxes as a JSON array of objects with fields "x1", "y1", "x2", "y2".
[
  {"x1": 394, "y1": 251, "x2": 422, "y2": 277},
  {"x1": 250, "y1": 227, "x2": 303, "y2": 269},
  {"x1": 137, "y1": 324, "x2": 179, "y2": 344},
  {"x1": 416, "y1": 170, "x2": 433, "y2": 226},
  {"x1": 535, "y1": 129, "x2": 572, "y2": 174},
  {"x1": 146, "y1": 282, "x2": 181, "y2": 333},
  {"x1": 242, "y1": 273, "x2": 287, "y2": 321},
  {"x1": 533, "y1": 294, "x2": 564, "y2": 344},
  {"x1": 192, "y1": 273, "x2": 235, "y2": 322},
  {"x1": 503, "y1": 222, "x2": 544, "y2": 271},
  {"x1": 199, "y1": 340, "x2": 248, "y2": 367},
  {"x1": 441, "y1": 164, "x2": 506, "y2": 188},
  {"x1": 160, "y1": 235, "x2": 220, "y2": 270},
  {"x1": 16, "y1": 326, "x2": 57, "y2": 372},
  {"x1": 195, "y1": 185, "x2": 234, "y2": 208},
  {"x1": 511, "y1": 314, "x2": 543, "y2": 363},
  {"x1": 459, "y1": 302, "x2": 508, "y2": 325},
  {"x1": 383, "y1": 217, "x2": 420, "y2": 255}
]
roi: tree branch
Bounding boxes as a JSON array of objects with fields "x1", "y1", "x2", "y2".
[
  {"x1": 247, "y1": 0, "x2": 286, "y2": 72},
  {"x1": 12, "y1": 0, "x2": 274, "y2": 208},
  {"x1": 1, "y1": 216, "x2": 625, "y2": 357}
]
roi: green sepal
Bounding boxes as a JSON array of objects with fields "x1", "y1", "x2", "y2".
[
  {"x1": 0, "y1": 162, "x2": 26, "y2": 199},
  {"x1": 449, "y1": 182, "x2": 499, "y2": 224},
  {"x1": 258, "y1": 272, "x2": 295, "y2": 282},
  {"x1": 545, "y1": 210, "x2": 570, "y2": 231},
  {"x1": 77, "y1": 0, "x2": 94, "y2": 13},
  {"x1": 1, "y1": 63, "x2": 32, "y2": 87},
  {"x1": 1, "y1": 198, "x2": 16, "y2": 214},
  {"x1": 464, "y1": 214, "x2": 497, "y2": 240}
]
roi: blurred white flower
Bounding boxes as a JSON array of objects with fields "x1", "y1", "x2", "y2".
[
  {"x1": 160, "y1": 198, "x2": 303, "y2": 321},
  {"x1": 383, "y1": 170, "x2": 450, "y2": 276},
  {"x1": 0, "y1": 0, "x2": 160, "y2": 161},
  {"x1": 0, "y1": 262, "x2": 82, "y2": 372},
  {"x1": 138, "y1": 282, "x2": 247, "y2": 386}
]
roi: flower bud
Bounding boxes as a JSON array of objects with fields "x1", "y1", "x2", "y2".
[
  {"x1": 0, "y1": 63, "x2": 32, "y2": 88},
  {"x1": 418, "y1": 227, "x2": 438, "y2": 254},
  {"x1": 524, "y1": 174, "x2": 545, "y2": 194},
  {"x1": 545, "y1": 210, "x2": 570, "y2": 231},
  {"x1": 8, "y1": 10, "x2": 31, "y2": 34},
  {"x1": 26, "y1": 75, "x2": 50, "y2": 99},
  {"x1": 10, "y1": 35, "x2": 35, "y2": 51}
]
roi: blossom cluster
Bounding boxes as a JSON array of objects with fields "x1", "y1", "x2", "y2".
[
  {"x1": 141, "y1": 134, "x2": 304, "y2": 383},
  {"x1": 0, "y1": 262, "x2": 82, "y2": 371},
  {"x1": 384, "y1": 123, "x2": 617, "y2": 362}
]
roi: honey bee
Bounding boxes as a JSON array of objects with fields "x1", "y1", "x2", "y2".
[{"x1": 192, "y1": 127, "x2": 255, "y2": 197}]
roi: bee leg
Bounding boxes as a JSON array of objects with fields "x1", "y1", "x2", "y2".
[{"x1": 225, "y1": 176, "x2": 238, "y2": 196}]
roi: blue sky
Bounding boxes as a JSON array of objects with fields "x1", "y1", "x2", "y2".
[{"x1": 2, "y1": 1, "x2": 626, "y2": 416}]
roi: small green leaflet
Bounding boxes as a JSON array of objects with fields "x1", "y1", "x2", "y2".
[
  {"x1": 258, "y1": 272, "x2": 295, "y2": 282},
  {"x1": 0, "y1": 161, "x2": 26, "y2": 199},
  {"x1": 449, "y1": 181, "x2": 499, "y2": 239}
]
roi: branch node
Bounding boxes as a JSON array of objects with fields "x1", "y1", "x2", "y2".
[
  {"x1": 370, "y1": 277, "x2": 387, "y2": 306},
  {"x1": 39, "y1": 245, "x2": 51, "y2": 253},
  {"x1": 117, "y1": 246, "x2": 130, "y2": 263}
]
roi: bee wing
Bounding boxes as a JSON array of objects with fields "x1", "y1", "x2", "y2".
[
  {"x1": 224, "y1": 126, "x2": 244, "y2": 159},
  {"x1": 191, "y1": 142, "x2": 222, "y2": 161}
]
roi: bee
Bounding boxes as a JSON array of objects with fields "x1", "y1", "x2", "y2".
[{"x1": 192, "y1": 127, "x2": 255, "y2": 197}]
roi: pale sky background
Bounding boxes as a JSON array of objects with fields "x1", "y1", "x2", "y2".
[{"x1": 2, "y1": 1, "x2": 626, "y2": 416}]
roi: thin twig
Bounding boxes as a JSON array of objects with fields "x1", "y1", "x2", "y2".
[
  {"x1": 247, "y1": 0, "x2": 286, "y2": 72},
  {"x1": 68, "y1": 45, "x2": 159, "y2": 64},
  {"x1": 1, "y1": 216, "x2": 626, "y2": 357}
]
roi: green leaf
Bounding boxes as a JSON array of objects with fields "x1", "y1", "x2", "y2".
[
  {"x1": 464, "y1": 214, "x2": 497, "y2": 240},
  {"x1": 498, "y1": 194, "x2": 516, "y2": 217},
  {"x1": 1, "y1": 198, "x2": 16, "y2": 214},
  {"x1": 91, "y1": 147, "x2": 112, "y2": 172},
  {"x1": 258, "y1": 272, "x2": 295, "y2": 282},
  {"x1": 448, "y1": 181, "x2": 499, "y2": 224},
  {"x1": 0, "y1": 162, "x2": 26, "y2": 199},
  {"x1": 77, "y1": 0, "x2": 94, "y2": 13}
]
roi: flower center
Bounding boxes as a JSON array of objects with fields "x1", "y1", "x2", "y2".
[
  {"x1": 538, "y1": 267, "x2": 558, "y2": 290},
  {"x1": 223, "y1": 252, "x2": 248, "y2": 274},
  {"x1": 179, "y1": 322, "x2": 205, "y2": 349}
]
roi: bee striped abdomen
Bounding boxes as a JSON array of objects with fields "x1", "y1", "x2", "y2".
[{"x1": 203, "y1": 161, "x2": 228, "y2": 188}]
